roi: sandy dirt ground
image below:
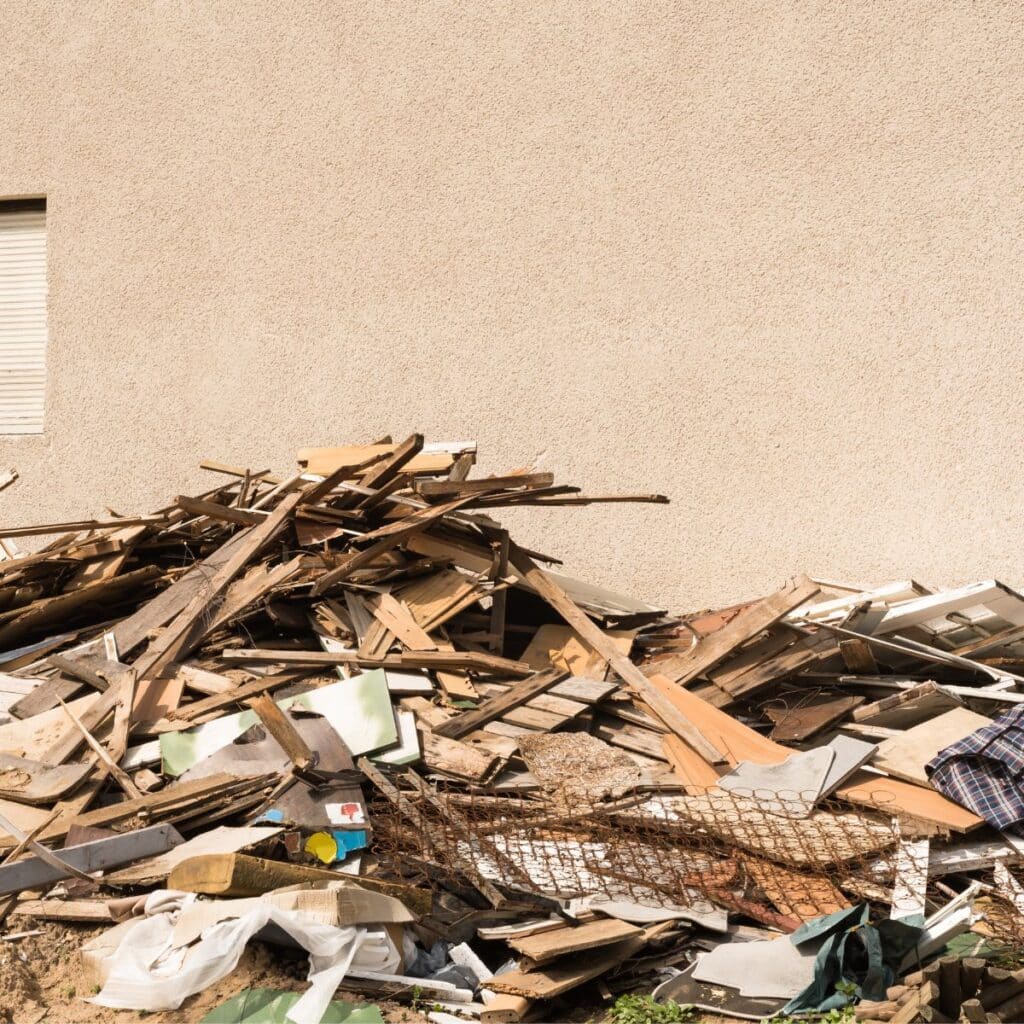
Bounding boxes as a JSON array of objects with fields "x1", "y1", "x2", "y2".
[
  {"x1": 0, "y1": 921, "x2": 431, "y2": 1024},
  {"x1": 1, "y1": 921, "x2": 736, "y2": 1024}
]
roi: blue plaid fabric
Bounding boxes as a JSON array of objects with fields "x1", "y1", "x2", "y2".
[{"x1": 926, "y1": 704, "x2": 1024, "y2": 831}]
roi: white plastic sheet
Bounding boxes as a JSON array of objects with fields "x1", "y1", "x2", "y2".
[{"x1": 89, "y1": 889, "x2": 399, "y2": 1024}]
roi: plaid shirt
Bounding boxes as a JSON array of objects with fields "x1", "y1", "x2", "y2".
[{"x1": 926, "y1": 704, "x2": 1024, "y2": 832}]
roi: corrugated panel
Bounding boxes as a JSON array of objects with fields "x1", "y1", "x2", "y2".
[{"x1": 0, "y1": 209, "x2": 46, "y2": 434}]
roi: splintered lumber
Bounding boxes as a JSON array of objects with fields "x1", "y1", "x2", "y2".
[
  {"x1": 246, "y1": 693, "x2": 315, "y2": 771},
  {"x1": 174, "y1": 495, "x2": 264, "y2": 526},
  {"x1": 0, "y1": 565, "x2": 164, "y2": 650},
  {"x1": 110, "y1": 527, "x2": 255, "y2": 655},
  {"x1": 311, "y1": 495, "x2": 477, "y2": 595},
  {"x1": 417, "y1": 472, "x2": 554, "y2": 499},
  {"x1": 0, "y1": 823, "x2": 182, "y2": 896},
  {"x1": 0, "y1": 515, "x2": 167, "y2": 539},
  {"x1": 4, "y1": 434, "x2": 1024, "y2": 1020},
  {"x1": 420, "y1": 730, "x2": 500, "y2": 782},
  {"x1": 646, "y1": 575, "x2": 821, "y2": 686},
  {"x1": 131, "y1": 489, "x2": 306, "y2": 681},
  {"x1": 432, "y1": 669, "x2": 567, "y2": 739},
  {"x1": 223, "y1": 648, "x2": 533, "y2": 676},
  {"x1": 508, "y1": 918, "x2": 641, "y2": 964},
  {"x1": 507, "y1": 543, "x2": 725, "y2": 764},
  {"x1": 167, "y1": 852, "x2": 355, "y2": 894},
  {"x1": 11, "y1": 900, "x2": 112, "y2": 922},
  {"x1": 71, "y1": 773, "x2": 276, "y2": 832},
  {"x1": 0, "y1": 754, "x2": 92, "y2": 804},
  {"x1": 485, "y1": 928, "x2": 658, "y2": 998},
  {"x1": 357, "y1": 433, "x2": 425, "y2": 491},
  {"x1": 57, "y1": 698, "x2": 141, "y2": 799}
]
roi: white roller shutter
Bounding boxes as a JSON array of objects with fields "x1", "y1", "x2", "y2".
[{"x1": 0, "y1": 205, "x2": 46, "y2": 434}]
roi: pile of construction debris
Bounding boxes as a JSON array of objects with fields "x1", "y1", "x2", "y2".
[{"x1": 0, "y1": 436, "x2": 1020, "y2": 1024}]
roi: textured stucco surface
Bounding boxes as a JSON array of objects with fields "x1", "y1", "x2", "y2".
[{"x1": 1, "y1": 2, "x2": 1023, "y2": 611}]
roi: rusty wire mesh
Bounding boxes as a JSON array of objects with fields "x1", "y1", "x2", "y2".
[{"x1": 363, "y1": 779, "x2": 971, "y2": 929}]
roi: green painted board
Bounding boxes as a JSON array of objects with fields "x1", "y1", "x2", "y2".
[
  {"x1": 161, "y1": 669, "x2": 398, "y2": 776},
  {"x1": 200, "y1": 988, "x2": 384, "y2": 1023}
]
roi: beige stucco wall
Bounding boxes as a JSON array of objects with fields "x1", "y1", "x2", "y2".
[{"x1": 1, "y1": 1, "x2": 1023, "y2": 612}]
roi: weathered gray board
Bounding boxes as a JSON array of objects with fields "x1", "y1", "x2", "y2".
[{"x1": 0, "y1": 823, "x2": 183, "y2": 895}]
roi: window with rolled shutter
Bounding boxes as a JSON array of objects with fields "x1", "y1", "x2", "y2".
[{"x1": 0, "y1": 198, "x2": 46, "y2": 434}]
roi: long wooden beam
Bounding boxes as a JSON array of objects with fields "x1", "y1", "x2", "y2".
[{"x1": 506, "y1": 542, "x2": 726, "y2": 764}]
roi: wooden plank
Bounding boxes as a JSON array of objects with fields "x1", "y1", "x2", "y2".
[
  {"x1": 646, "y1": 575, "x2": 821, "y2": 685},
  {"x1": 489, "y1": 529, "x2": 509, "y2": 654},
  {"x1": 507, "y1": 543, "x2": 725, "y2": 764},
  {"x1": 647, "y1": 673, "x2": 789, "y2": 767},
  {"x1": 9, "y1": 675, "x2": 86, "y2": 720},
  {"x1": 662, "y1": 734, "x2": 720, "y2": 794},
  {"x1": 247, "y1": 693, "x2": 315, "y2": 771},
  {"x1": 358, "y1": 433, "x2": 425, "y2": 491},
  {"x1": 0, "y1": 754, "x2": 92, "y2": 804},
  {"x1": 0, "y1": 824, "x2": 182, "y2": 896},
  {"x1": 40, "y1": 680, "x2": 125, "y2": 766},
  {"x1": 57, "y1": 698, "x2": 141, "y2": 799},
  {"x1": 111, "y1": 526, "x2": 254, "y2": 656},
  {"x1": 994, "y1": 861, "x2": 1024, "y2": 919},
  {"x1": 712, "y1": 633, "x2": 836, "y2": 703},
  {"x1": 891, "y1": 834, "x2": 929, "y2": 921},
  {"x1": 433, "y1": 669, "x2": 567, "y2": 739},
  {"x1": 480, "y1": 994, "x2": 533, "y2": 1024},
  {"x1": 131, "y1": 489, "x2": 305, "y2": 682},
  {"x1": 835, "y1": 771, "x2": 984, "y2": 832},
  {"x1": 417, "y1": 473, "x2": 554, "y2": 499},
  {"x1": 223, "y1": 647, "x2": 533, "y2": 677},
  {"x1": 0, "y1": 515, "x2": 167, "y2": 539},
  {"x1": 72, "y1": 773, "x2": 275, "y2": 831},
  {"x1": 765, "y1": 693, "x2": 864, "y2": 743},
  {"x1": 520, "y1": 624, "x2": 633, "y2": 677},
  {"x1": 485, "y1": 930, "x2": 655, "y2": 998},
  {"x1": 164, "y1": 663, "x2": 235, "y2": 696},
  {"x1": 311, "y1": 496, "x2": 477, "y2": 596},
  {"x1": 173, "y1": 495, "x2": 263, "y2": 526},
  {"x1": 0, "y1": 565, "x2": 164, "y2": 650},
  {"x1": 368, "y1": 592, "x2": 437, "y2": 650},
  {"x1": 509, "y1": 918, "x2": 640, "y2": 964},
  {"x1": 165, "y1": 671, "x2": 310, "y2": 723},
  {"x1": 421, "y1": 729, "x2": 499, "y2": 782},
  {"x1": 298, "y1": 444, "x2": 454, "y2": 478},
  {"x1": 839, "y1": 637, "x2": 879, "y2": 673},
  {"x1": 207, "y1": 555, "x2": 305, "y2": 633},
  {"x1": 11, "y1": 900, "x2": 111, "y2": 922}
]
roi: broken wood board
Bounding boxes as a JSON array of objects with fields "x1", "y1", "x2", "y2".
[
  {"x1": 485, "y1": 927, "x2": 662, "y2": 998},
  {"x1": 645, "y1": 575, "x2": 820, "y2": 686},
  {"x1": 0, "y1": 823, "x2": 183, "y2": 896},
  {"x1": 507, "y1": 544, "x2": 725, "y2": 764},
  {"x1": 835, "y1": 771, "x2": 984, "y2": 833},
  {"x1": 764, "y1": 693, "x2": 864, "y2": 743},
  {"x1": 508, "y1": 918, "x2": 641, "y2": 965},
  {"x1": 520, "y1": 625, "x2": 634, "y2": 678}
]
